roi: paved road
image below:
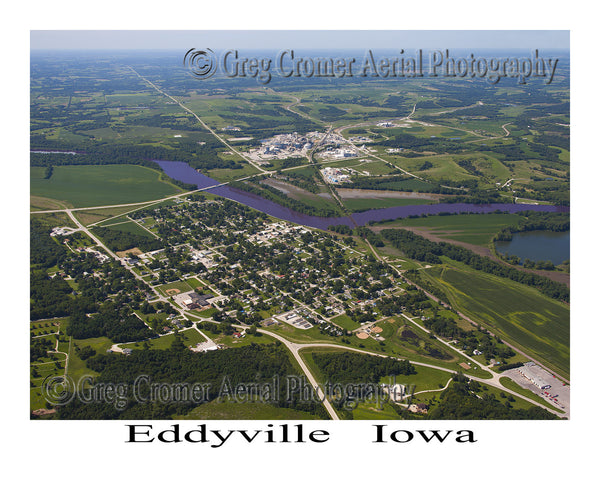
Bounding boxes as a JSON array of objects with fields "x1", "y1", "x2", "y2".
[
  {"x1": 256, "y1": 328, "x2": 340, "y2": 420},
  {"x1": 130, "y1": 67, "x2": 269, "y2": 175},
  {"x1": 255, "y1": 328, "x2": 568, "y2": 419}
]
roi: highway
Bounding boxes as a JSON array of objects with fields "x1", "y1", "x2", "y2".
[{"x1": 254, "y1": 327, "x2": 567, "y2": 419}]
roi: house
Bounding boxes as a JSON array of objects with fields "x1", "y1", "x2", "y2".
[{"x1": 408, "y1": 403, "x2": 429, "y2": 414}]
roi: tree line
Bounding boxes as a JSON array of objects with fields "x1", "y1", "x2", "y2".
[
  {"x1": 55, "y1": 342, "x2": 329, "y2": 420},
  {"x1": 380, "y1": 228, "x2": 569, "y2": 302}
]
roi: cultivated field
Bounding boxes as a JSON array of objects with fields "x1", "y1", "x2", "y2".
[
  {"x1": 31, "y1": 164, "x2": 182, "y2": 208},
  {"x1": 419, "y1": 263, "x2": 570, "y2": 378}
]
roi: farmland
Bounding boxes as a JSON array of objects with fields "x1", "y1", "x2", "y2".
[
  {"x1": 29, "y1": 47, "x2": 570, "y2": 422},
  {"x1": 419, "y1": 262, "x2": 569, "y2": 378},
  {"x1": 31, "y1": 164, "x2": 183, "y2": 208}
]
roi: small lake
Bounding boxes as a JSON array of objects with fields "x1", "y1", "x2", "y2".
[
  {"x1": 495, "y1": 230, "x2": 570, "y2": 265},
  {"x1": 155, "y1": 160, "x2": 569, "y2": 231}
]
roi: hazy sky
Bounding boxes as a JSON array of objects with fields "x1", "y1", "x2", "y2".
[{"x1": 30, "y1": 30, "x2": 569, "y2": 50}]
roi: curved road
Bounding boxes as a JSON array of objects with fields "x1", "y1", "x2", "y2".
[{"x1": 255, "y1": 327, "x2": 567, "y2": 419}]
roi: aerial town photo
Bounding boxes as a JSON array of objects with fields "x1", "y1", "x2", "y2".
[{"x1": 29, "y1": 30, "x2": 570, "y2": 422}]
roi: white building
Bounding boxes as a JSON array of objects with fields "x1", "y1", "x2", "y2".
[{"x1": 517, "y1": 362, "x2": 551, "y2": 389}]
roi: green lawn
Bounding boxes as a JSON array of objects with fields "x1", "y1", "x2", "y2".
[
  {"x1": 31, "y1": 164, "x2": 182, "y2": 208},
  {"x1": 329, "y1": 314, "x2": 361, "y2": 331},
  {"x1": 186, "y1": 277, "x2": 203, "y2": 289}
]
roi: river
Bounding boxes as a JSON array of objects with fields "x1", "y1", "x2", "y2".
[{"x1": 155, "y1": 160, "x2": 569, "y2": 230}]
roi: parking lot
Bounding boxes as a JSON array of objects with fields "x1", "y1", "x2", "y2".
[{"x1": 504, "y1": 364, "x2": 570, "y2": 417}]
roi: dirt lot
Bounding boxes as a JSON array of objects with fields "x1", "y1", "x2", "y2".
[{"x1": 116, "y1": 247, "x2": 144, "y2": 258}]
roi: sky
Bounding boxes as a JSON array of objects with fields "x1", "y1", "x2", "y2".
[{"x1": 30, "y1": 30, "x2": 570, "y2": 51}]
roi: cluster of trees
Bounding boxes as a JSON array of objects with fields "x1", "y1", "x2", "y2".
[
  {"x1": 30, "y1": 141, "x2": 242, "y2": 173},
  {"x1": 425, "y1": 312, "x2": 514, "y2": 361},
  {"x1": 218, "y1": 106, "x2": 319, "y2": 135},
  {"x1": 513, "y1": 181, "x2": 569, "y2": 206},
  {"x1": 376, "y1": 290, "x2": 430, "y2": 317},
  {"x1": 56, "y1": 343, "x2": 328, "y2": 419},
  {"x1": 395, "y1": 325, "x2": 452, "y2": 360},
  {"x1": 534, "y1": 133, "x2": 569, "y2": 151},
  {"x1": 381, "y1": 228, "x2": 569, "y2": 302},
  {"x1": 498, "y1": 362, "x2": 524, "y2": 372},
  {"x1": 427, "y1": 373, "x2": 558, "y2": 419},
  {"x1": 92, "y1": 226, "x2": 163, "y2": 252},
  {"x1": 30, "y1": 270, "x2": 74, "y2": 320},
  {"x1": 66, "y1": 301, "x2": 153, "y2": 343},
  {"x1": 419, "y1": 160, "x2": 434, "y2": 171},
  {"x1": 311, "y1": 351, "x2": 416, "y2": 384},
  {"x1": 229, "y1": 179, "x2": 340, "y2": 217},
  {"x1": 280, "y1": 169, "x2": 322, "y2": 194},
  {"x1": 457, "y1": 159, "x2": 483, "y2": 177},
  {"x1": 30, "y1": 219, "x2": 67, "y2": 268},
  {"x1": 403, "y1": 270, "x2": 450, "y2": 305},
  {"x1": 328, "y1": 224, "x2": 353, "y2": 235},
  {"x1": 31, "y1": 337, "x2": 54, "y2": 362},
  {"x1": 349, "y1": 175, "x2": 496, "y2": 203},
  {"x1": 353, "y1": 226, "x2": 384, "y2": 247}
]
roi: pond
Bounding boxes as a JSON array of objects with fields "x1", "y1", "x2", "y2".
[{"x1": 495, "y1": 230, "x2": 570, "y2": 265}]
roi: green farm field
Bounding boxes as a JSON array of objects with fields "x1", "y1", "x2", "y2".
[
  {"x1": 30, "y1": 164, "x2": 182, "y2": 208},
  {"x1": 375, "y1": 212, "x2": 523, "y2": 246},
  {"x1": 419, "y1": 263, "x2": 569, "y2": 379},
  {"x1": 342, "y1": 197, "x2": 433, "y2": 212}
]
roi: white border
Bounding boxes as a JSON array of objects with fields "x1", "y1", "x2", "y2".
[{"x1": 5, "y1": 1, "x2": 598, "y2": 477}]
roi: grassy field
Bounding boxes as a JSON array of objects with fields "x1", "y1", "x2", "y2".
[
  {"x1": 174, "y1": 399, "x2": 322, "y2": 420},
  {"x1": 100, "y1": 219, "x2": 156, "y2": 238},
  {"x1": 419, "y1": 263, "x2": 570, "y2": 378},
  {"x1": 329, "y1": 314, "x2": 361, "y2": 331},
  {"x1": 298, "y1": 346, "x2": 455, "y2": 419},
  {"x1": 351, "y1": 402, "x2": 403, "y2": 419},
  {"x1": 74, "y1": 206, "x2": 146, "y2": 226},
  {"x1": 119, "y1": 328, "x2": 205, "y2": 350},
  {"x1": 196, "y1": 324, "x2": 277, "y2": 349},
  {"x1": 155, "y1": 280, "x2": 194, "y2": 296},
  {"x1": 31, "y1": 164, "x2": 182, "y2": 208},
  {"x1": 342, "y1": 197, "x2": 433, "y2": 212},
  {"x1": 205, "y1": 159, "x2": 261, "y2": 183},
  {"x1": 375, "y1": 212, "x2": 522, "y2": 246}
]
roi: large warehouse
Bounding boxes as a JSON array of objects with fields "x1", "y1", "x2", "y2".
[{"x1": 517, "y1": 362, "x2": 551, "y2": 389}]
